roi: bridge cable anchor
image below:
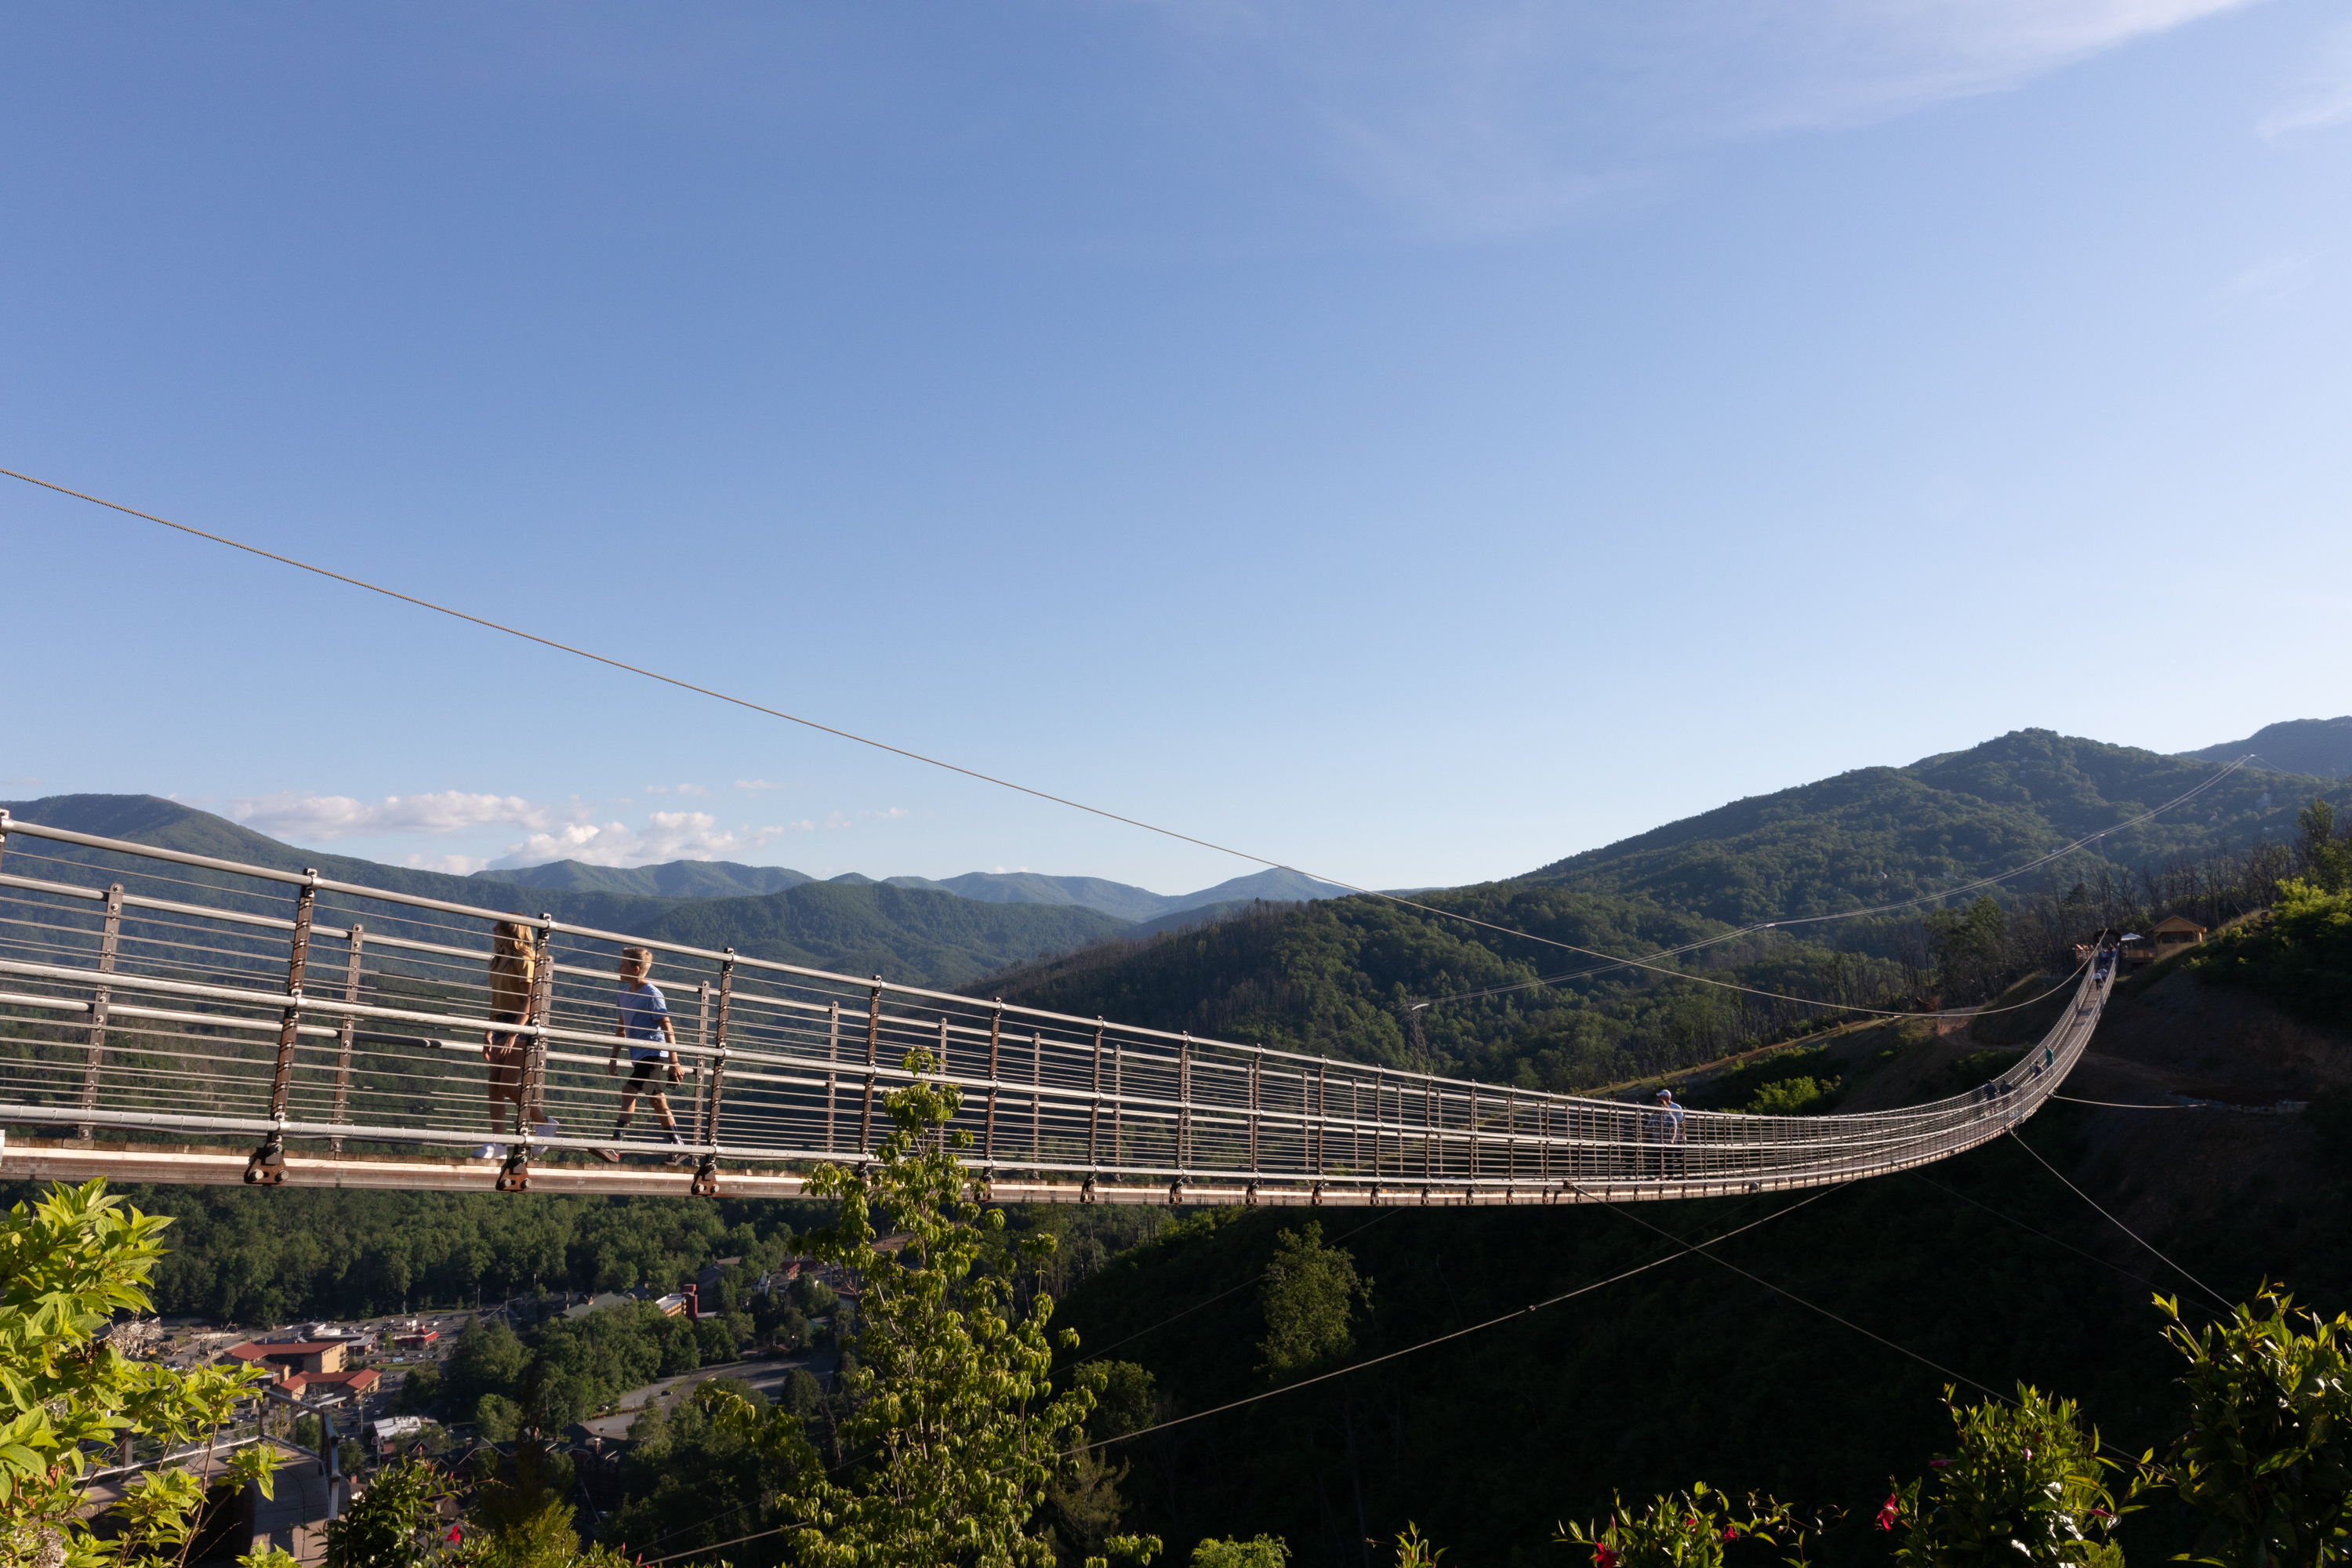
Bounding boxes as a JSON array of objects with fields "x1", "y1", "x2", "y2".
[
  {"x1": 495, "y1": 1145, "x2": 532, "y2": 1194},
  {"x1": 243, "y1": 1133, "x2": 287, "y2": 1187},
  {"x1": 690, "y1": 1153, "x2": 720, "y2": 1198}
]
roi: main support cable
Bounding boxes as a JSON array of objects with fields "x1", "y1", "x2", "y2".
[{"x1": 2, "y1": 463, "x2": 2226, "y2": 1025}]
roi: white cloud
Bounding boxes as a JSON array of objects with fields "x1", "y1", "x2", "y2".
[
  {"x1": 1160, "y1": 0, "x2": 2263, "y2": 234},
  {"x1": 735, "y1": 779, "x2": 784, "y2": 793},
  {"x1": 489, "y1": 811, "x2": 791, "y2": 869},
  {"x1": 2257, "y1": 24, "x2": 2352, "y2": 138},
  {"x1": 642, "y1": 782, "x2": 712, "y2": 797},
  {"x1": 227, "y1": 789, "x2": 561, "y2": 840},
  {"x1": 2, "y1": 776, "x2": 42, "y2": 788},
  {"x1": 401, "y1": 851, "x2": 492, "y2": 875}
]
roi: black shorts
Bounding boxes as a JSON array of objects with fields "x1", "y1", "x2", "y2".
[{"x1": 624, "y1": 1054, "x2": 672, "y2": 1089}]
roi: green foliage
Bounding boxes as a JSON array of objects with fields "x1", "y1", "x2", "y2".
[
  {"x1": 744, "y1": 1046, "x2": 1161, "y2": 1568},
  {"x1": 1255, "y1": 1223, "x2": 1373, "y2": 1381},
  {"x1": 474, "y1": 1394, "x2": 521, "y2": 1443},
  {"x1": 1748, "y1": 1076, "x2": 1841, "y2": 1116},
  {"x1": 325, "y1": 1458, "x2": 452, "y2": 1568},
  {"x1": 1926, "y1": 898, "x2": 2011, "y2": 1004},
  {"x1": 0, "y1": 1182, "x2": 808, "y2": 1325},
  {"x1": 2157, "y1": 1287, "x2": 2352, "y2": 1568},
  {"x1": 2189, "y1": 879, "x2": 2352, "y2": 1024},
  {"x1": 0, "y1": 1179, "x2": 280, "y2": 1568},
  {"x1": 1559, "y1": 1483, "x2": 1811, "y2": 1568},
  {"x1": 1889, "y1": 1386, "x2": 2132, "y2": 1568},
  {"x1": 2292, "y1": 801, "x2": 2352, "y2": 895},
  {"x1": 1190, "y1": 1535, "x2": 1290, "y2": 1568}
]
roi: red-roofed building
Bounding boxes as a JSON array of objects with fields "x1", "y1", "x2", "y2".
[
  {"x1": 284, "y1": 1367, "x2": 381, "y2": 1403},
  {"x1": 221, "y1": 1340, "x2": 350, "y2": 1377}
]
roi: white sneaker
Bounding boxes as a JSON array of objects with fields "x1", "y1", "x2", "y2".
[
  {"x1": 477, "y1": 1144, "x2": 508, "y2": 1160},
  {"x1": 666, "y1": 1151, "x2": 693, "y2": 1167},
  {"x1": 533, "y1": 1120, "x2": 561, "y2": 1138}
]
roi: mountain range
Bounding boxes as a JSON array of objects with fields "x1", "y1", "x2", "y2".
[
  {"x1": 473, "y1": 857, "x2": 1341, "y2": 925},
  {"x1": 7, "y1": 717, "x2": 2345, "y2": 999},
  {"x1": 0, "y1": 794, "x2": 1336, "y2": 985}
]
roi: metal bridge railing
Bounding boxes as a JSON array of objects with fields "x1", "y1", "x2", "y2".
[{"x1": 0, "y1": 813, "x2": 2105, "y2": 1204}]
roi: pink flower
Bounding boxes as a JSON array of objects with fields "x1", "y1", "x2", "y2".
[
  {"x1": 1929, "y1": 1460, "x2": 1951, "y2": 1469},
  {"x1": 1875, "y1": 1496, "x2": 1900, "y2": 1532},
  {"x1": 1722, "y1": 1528, "x2": 1740, "y2": 1542},
  {"x1": 1594, "y1": 1544, "x2": 1618, "y2": 1568}
]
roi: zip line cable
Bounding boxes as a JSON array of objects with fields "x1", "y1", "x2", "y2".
[
  {"x1": 2051, "y1": 1094, "x2": 2194, "y2": 1109},
  {"x1": 1909, "y1": 1171, "x2": 2161, "y2": 1293},
  {"x1": 1053, "y1": 1209, "x2": 1401, "y2": 1374},
  {"x1": 2, "y1": 465, "x2": 2239, "y2": 1027},
  {"x1": 1416, "y1": 754, "x2": 2253, "y2": 1010},
  {"x1": 625, "y1": 1194, "x2": 1788, "y2": 1561},
  {"x1": 1064, "y1": 1187, "x2": 1837, "y2": 1459},
  {"x1": 2004, "y1": 1128, "x2": 2232, "y2": 1309},
  {"x1": 1570, "y1": 1177, "x2": 2011, "y2": 1406}
]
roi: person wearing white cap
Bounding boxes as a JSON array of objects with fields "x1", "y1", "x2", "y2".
[{"x1": 1646, "y1": 1088, "x2": 1687, "y2": 1178}]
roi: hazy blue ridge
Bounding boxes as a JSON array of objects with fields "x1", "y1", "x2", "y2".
[
  {"x1": 471, "y1": 858, "x2": 814, "y2": 898},
  {"x1": 0, "y1": 794, "x2": 1129, "y2": 987},
  {"x1": 2183, "y1": 716, "x2": 2352, "y2": 779}
]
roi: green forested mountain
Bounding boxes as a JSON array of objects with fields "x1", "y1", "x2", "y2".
[
  {"x1": 0, "y1": 795, "x2": 1129, "y2": 985},
  {"x1": 973, "y1": 730, "x2": 2352, "y2": 1091},
  {"x1": 1519, "y1": 728, "x2": 2339, "y2": 924}
]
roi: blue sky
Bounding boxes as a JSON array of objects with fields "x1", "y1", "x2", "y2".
[{"x1": 4, "y1": 1, "x2": 2347, "y2": 894}]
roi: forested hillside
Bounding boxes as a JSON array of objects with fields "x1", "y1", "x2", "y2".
[
  {"x1": 975, "y1": 732, "x2": 2352, "y2": 1091},
  {"x1": 1520, "y1": 729, "x2": 2340, "y2": 924}
]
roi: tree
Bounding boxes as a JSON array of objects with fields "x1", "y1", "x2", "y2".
[
  {"x1": 2158, "y1": 1287, "x2": 2352, "y2": 1568},
  {"x1": 735, "y1": 1046, "x2": 1163, "y2": 1568},
  {"x1": 1, "y1": 1180, "x2": 281, "y2": 1568},
  {"x1": 1889, "y1": 1385, "x2": 2132, "y2": 1568},
  {"x1": 1256, "y1": 1223, "x2": 1372, "y2": 1382},
  {"x1": 2292, "y1": 800, "x2": 2352, "y2": 894}
]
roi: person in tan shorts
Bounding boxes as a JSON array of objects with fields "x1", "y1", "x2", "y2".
[{"x1": 477, "y1": 920, "x2": 537, "y2": 1160}]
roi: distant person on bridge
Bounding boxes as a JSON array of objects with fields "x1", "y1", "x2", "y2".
[
  {"x1": 598, "y1": 946, "x2": 690, "y2": 1164},
  {"x1": 477, "y1": 920, "x2": 540, "y2": 1161},
  {"x1": 1646, "y1": 1089, "x2": 1686, "y2": 1178}
]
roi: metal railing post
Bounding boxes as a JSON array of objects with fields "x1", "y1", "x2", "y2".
[
  {"x1": 1314, "y1": 1063, "x2": 1327, "y2": 1177},
  {"x1": 267, "y1": 877, "x2": 318, "y2": 1118},
  {"x1": 701, "y1": 949, "x2": 735, "y2": 1146},
  {"x1": 1088, "y1": 1019, "x2": 1103, "y2": 1168},
  {"x1": 1030, "y1": 1029, "x2": 1043, "y2": 1167},
  {"x1": 825, "y1": 999, "x2": 840, "y2": 1152},
  {"x1": 329, "y1": 923, "x2": 364, "y2": 1153},
  {"x1": 1249, "y1": 1049, "x2": 1261, "y2": 1175},
  {"x1": 859, "y1": 976, "x2": 881, "y2": 1152},
  {"x1": 77, "y1": 883, "x2": 123, "y2": 1138},
  {"x1": 521, "y1": 916, "x2": 555, "y2": 1133},
  {"x1": 1178, "y1": 1035, "x2": 1192, "y2": 1171},
  {"x1": 985, "y1": 1001, "x2": 1002, "y2": 1162},
  {"x1": 248, "y1": 872, "x2": 318, "y2": 1184}
]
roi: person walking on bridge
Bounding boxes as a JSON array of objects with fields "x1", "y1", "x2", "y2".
[
  {"x1": 477, "y1": 920, "x2": 538, "y2": 1161},
  {"x1": 1646, "y1": 1089, "x2": 1687, "y2": 1178},
  {"x1": 597, "y1": 946, "x2": 690, "y2": 1164}
]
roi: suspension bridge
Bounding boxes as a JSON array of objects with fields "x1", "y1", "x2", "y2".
[{"x1": 0, "y1": 811, "x2": 2107, "y2": 1207}]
